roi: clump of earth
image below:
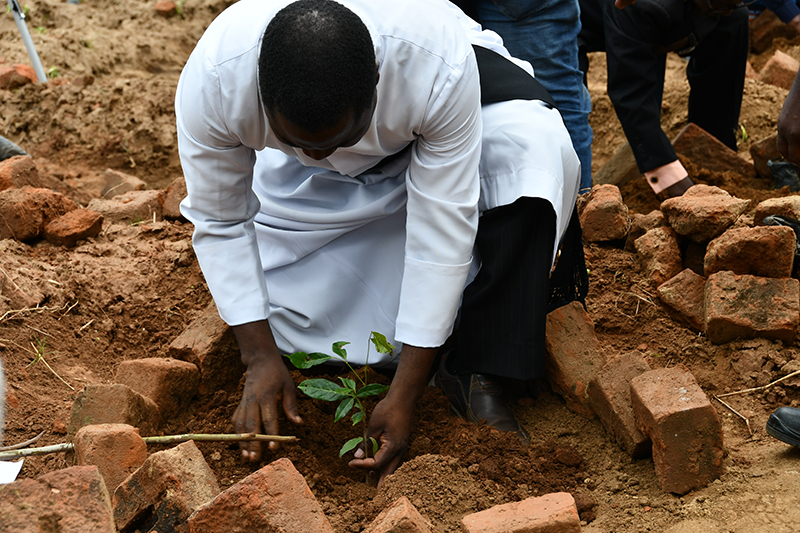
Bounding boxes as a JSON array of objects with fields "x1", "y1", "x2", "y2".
[{"x1": 2, "y1": 1, "x2": 800, "y2": 531}]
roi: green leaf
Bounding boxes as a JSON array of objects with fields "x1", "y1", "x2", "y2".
[
  {"x1": 351, "y1": 410, "x2": 364, "y2": 426},
  {"x1": 339, "y1": 436, "x2": 363, "y2": 457},
  {"x1": 283, "y1": 351, "x2": 332, "y2": 369},
  {"x1": 334, "y1": 398, "x2": 355, "y2": 422},
  {"x1": 370, "y1": 332, "x2": 395, "y2": 356},
  {"x1": 334, "y1": 387, "x2": 355, "y2": 397},
  {"x1": 369, "y1": 437, "x2": 379, "y2": 455},
  {"x1": 356, "y1": 383, "x2": 390, "y2": 398},
  {"x1": 332, "y1": 341, "x2": 349, "y2": 360},
  {"x1": 297, "y1": 378, "x2": 349, "y2": 401},
  {"x1": 338, "y1": 377, "x2": 357, "y2": 391}
]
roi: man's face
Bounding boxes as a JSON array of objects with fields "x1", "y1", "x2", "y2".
[{"x1": 269, "y1": 91, "x2": 377, "y2": 161}]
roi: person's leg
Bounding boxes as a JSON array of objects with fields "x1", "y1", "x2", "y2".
[
  {"x1": 686, "y1": 7, "x2": 749, "y2": 151},
  {"x1": 452, "y1": 197, "x2": 556, "y2": 380},
  {"x1": 476, "y1": 0, "x2": 593, "y2": 192}
]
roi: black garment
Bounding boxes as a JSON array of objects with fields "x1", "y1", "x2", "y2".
[
  {"x1": 578, "y1": 0, "x2": 749, "y2": 173},
  {"x1": 446, "y1": 46, "x2": 588, "y2": 381}
]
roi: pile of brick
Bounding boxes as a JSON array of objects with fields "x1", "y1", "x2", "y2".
[
  {"x1": 0, "y1": 301, "x2": 585, "y2": 532},
  {"x1": 0, "y1": 155, "x2": 187, "y2": 246},
  {"x1": 545, "y1": 139, "x2": 800, "y2": 495}
]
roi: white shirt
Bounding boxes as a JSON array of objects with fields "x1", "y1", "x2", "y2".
[{"x1": 175, "y1": 0, "x2": 514, "y2": 349}]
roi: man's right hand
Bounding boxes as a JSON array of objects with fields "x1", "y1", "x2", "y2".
[{"x1": 231, "y1": 320, "x2": 302, "y2": 461}]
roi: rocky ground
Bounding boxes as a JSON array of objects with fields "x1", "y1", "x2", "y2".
[{"x1": 3, "y1": 0, "x2": 800, "y2": 531}]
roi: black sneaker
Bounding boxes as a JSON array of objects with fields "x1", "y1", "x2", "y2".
[{"x1": 767, "y1": 406, "x2": 800, "y2": 447}]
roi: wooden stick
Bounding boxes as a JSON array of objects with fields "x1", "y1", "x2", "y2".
[
  {"x1": 0, "y1": 433, "x2": 297, "y2": 460},
  {"x1": 716, "y1": 370, "x2": 800, "y2": 399}
]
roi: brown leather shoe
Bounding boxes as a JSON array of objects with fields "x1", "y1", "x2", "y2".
[{"x1": 434, "y1": 355, "x2": 530, "y2": 445}]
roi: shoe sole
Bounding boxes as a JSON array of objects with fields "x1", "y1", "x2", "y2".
[{"x1": 767, "y1": 418, "x2": 800, "y2": 447}]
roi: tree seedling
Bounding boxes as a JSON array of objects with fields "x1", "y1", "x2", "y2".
[{"x1": 284, "y1": 331, "x2": 394, "y2": 458}]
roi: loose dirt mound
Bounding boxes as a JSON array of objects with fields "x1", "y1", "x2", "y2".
[{"x1": 3, "y1": 2, "x2": 800, "y2": 531}]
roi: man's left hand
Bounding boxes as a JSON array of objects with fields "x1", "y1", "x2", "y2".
[{"x1": 348, "y1": 393, "x2": 415, "y2": 488}]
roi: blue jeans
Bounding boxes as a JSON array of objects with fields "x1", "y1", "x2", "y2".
[{"x1": 476, "y1": 0, "x2": 593, "y2": 192}]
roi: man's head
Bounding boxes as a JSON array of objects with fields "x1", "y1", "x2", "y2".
[{"x1": 259, "y1": 0, "x2": 378, "y2": 158}]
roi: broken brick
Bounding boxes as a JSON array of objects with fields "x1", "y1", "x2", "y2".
[
  {"x1": 634, "y1": 226, "x2": 683, "y2": 288},
  {"x1": 0, "y1": 186, "x2": 78, "y2": 241},
  {"x1": 68, "y1": 383, "x2": 161, "y2": 438},
  {"x1": 660, "y1": 185, "x2": 750, "y2": 243},
  {"x1": 704, "y1": 225, "x2": 795, "y2": 279},
  {"x1": 579, "y1": 184, "x2": 630, "y2": 242},
  {"x1": 657, "y1": 268, "x2": 706, "y2": 332},
  {"x1": 115, "y1": 357, "x2": 200, "y2": 418},
  {"x1": 43, "y1": 208, "x2": 104, "y2": 247},
  {"x1": 461, "y1": 492, "x2": 581, "y2": 533},
  {"x1": 74, "y1": 423, "x2": 148, "y2": 494}
]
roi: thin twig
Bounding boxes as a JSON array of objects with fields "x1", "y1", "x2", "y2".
[
  {"x1": 713, "y1": 395, "x2": 752, "y2": 436},
  {"x1": 0, "y1": 302, "x2": 74, "y2": 323},
  {"x1": 0, "y1": 264, "x2": 25, "y2": 299},
  {"x1": 0, "y1": 430, "x2": 46, "y2": 451},
  {"x1": 25, "y1": 325, "x2": 51, "y2": 338},
  {"x1": 716, "y1": 370, "x2": 800, "y2": 399},
  {"x1": 37, "y1": 356, "x2": 74, "y2": 391},
  {"x1": 79, "y1": 319, "x2": 94, "y2": 331},
  {"x1": 0, "y1": 433, "x2": 297, "y2": 460}
]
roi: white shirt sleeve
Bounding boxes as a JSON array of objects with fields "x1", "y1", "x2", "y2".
[
  {"x1": 175, "y1": 50, "x2": 271, "y2": 326},
  {"x1": 394, "y1": 51, "x2": 482, "y2": 348}
]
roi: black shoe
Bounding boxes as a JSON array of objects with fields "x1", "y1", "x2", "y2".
[
  {"x1": 767, "y1": 407, "x2": 800, "y2": 447},
  {"x1": 434, "y1": 354, "x2": 530, "y2": 445}
]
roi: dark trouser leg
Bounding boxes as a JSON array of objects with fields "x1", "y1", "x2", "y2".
[
  {"x1": 686, "y1": 7, "x2": 749, "y2": 151},
  {"x1": 451, "y1": 197, "x2": 556, "y2": 381}
]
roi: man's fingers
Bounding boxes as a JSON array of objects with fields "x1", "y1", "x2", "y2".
[
  {"x1": 261, "y1": 402, "x2": 283, "y2": 451},
  {"x1": 377, "y1": 453, "x2": 405, "y2": 490},
  {"x1": 233, "y1": 403, "x2": 263, "y2": 461},
  {"x1": 282, "y1": 380, "x2": 303, "y2": 425}
]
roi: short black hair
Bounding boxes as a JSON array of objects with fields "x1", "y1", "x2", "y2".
[{"x1": 258, "y1": 0, "x2": 377, "y2": 133}]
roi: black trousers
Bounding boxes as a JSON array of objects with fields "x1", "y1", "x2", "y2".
[{"x1": 451, "y1": 197, "x2": 558, "y2": 381}]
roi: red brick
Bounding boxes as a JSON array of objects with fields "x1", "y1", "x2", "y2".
[
  {"x1": 625, "y1": 210, "x2": 667, "y2": 252},
  {"x1": 579, "y1": 184, "x2": 630, "y2": 242},
  {"x1": 100, "y1": 168, "x2": 146, "y2": 199},
  {"x1": 754, "y1": 196, "x2": 800, "y2": 224},
  {"x1": 168, "y1": 301, "x2": 245, "y2": 394},
  {"x1": 745, "y1": 61, "x2": 758, "y2": 80},
  {"x1": 759, "y1": 50, "x2": 800, "y2": 91},
  {"x1": 115, "y1": 357, "x2": 200, "y2": 418},
  {"x1": 751, "y1": 9, "x2": 797, "y2": 54},
  {"x1": 74, "y1": 423, "x2": 148, "y2": 493},
  {"x1": 86, "y1": 189, "x2": 164, "y2": 224},
  {"x1": 660, "y1": 184, "x2": 750, "y2": 243},
  {"x1": 634, "y1": 227, "x2": 683, "y2": 288},
  {"x1": 630, "y1": 366, "x2": 724, "y2": 494},
  {"x1": 749, "y1": 134, "x2": 781, "y2": 180},
  {"x1": 657, "y1": 268, "x2": 706, "y2": 332},
  {"x1": 0, "y1": 186, "x2": 78, "y2": 241},
  {"x1": 154, "y1": 0, "x2": 178, "y2": 17},
  {"x1": 163, "y1": 175, "x2": 187, "y2": 219},
  {"x1": 672, "y1": 123, "x2": 757, "y2": 180},
  {"x1": 704, "y1": 271, "x2": 799, "y2": 344},
  {"x1": 545, "y1": 301, "x2": 607, "y2": 418},
  {"x1": 0, "y1": 466, "x2": 115, "y2": 533},
  {"x1": 461, "y1": 492, "x2": 581, "y2": 533},
  {"x1": 68, "y1": 383, "x2": 161, "y2": 438},
  {"x1": 114, "y1": 440, "x2": 220, "y2": 532},
  {"x1": 0, "y1": 155, "x2": 41, "y2": 192},
  {"x1": 704, "y1": 225, "x2": 795, "y2": 278},
  {"x1": 363, "y1": 496, "x2": 433, "y2": 533},
  {"x1": 588, "y1": 352, "x2": 652, "y2": 459},
  {"x1": 593, "y1": 141, "x2": 641, "y2": 189},
  {"x1": 0, "y1": 64, "x2": 37, "y2": 90},
  {"x1": 43, "y1": 208, "x2": 104, "y2": 247},
  {"x1": 188, "y1": 457, "x2": 334, "y2": 533}
]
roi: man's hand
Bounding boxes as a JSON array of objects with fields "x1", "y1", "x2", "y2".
[
  {"x1": 348, "y1": 393, "x2": 415, "y2": 488},
  {"x1": 348, "y1": 344, "x2": 437, "y2": 488},
  {"x1": 778, "y1": 70, "x2": 800, "y2": 166},
  {"x1": 231, "y1": 320, "x2": 302, "y2": 461}
]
